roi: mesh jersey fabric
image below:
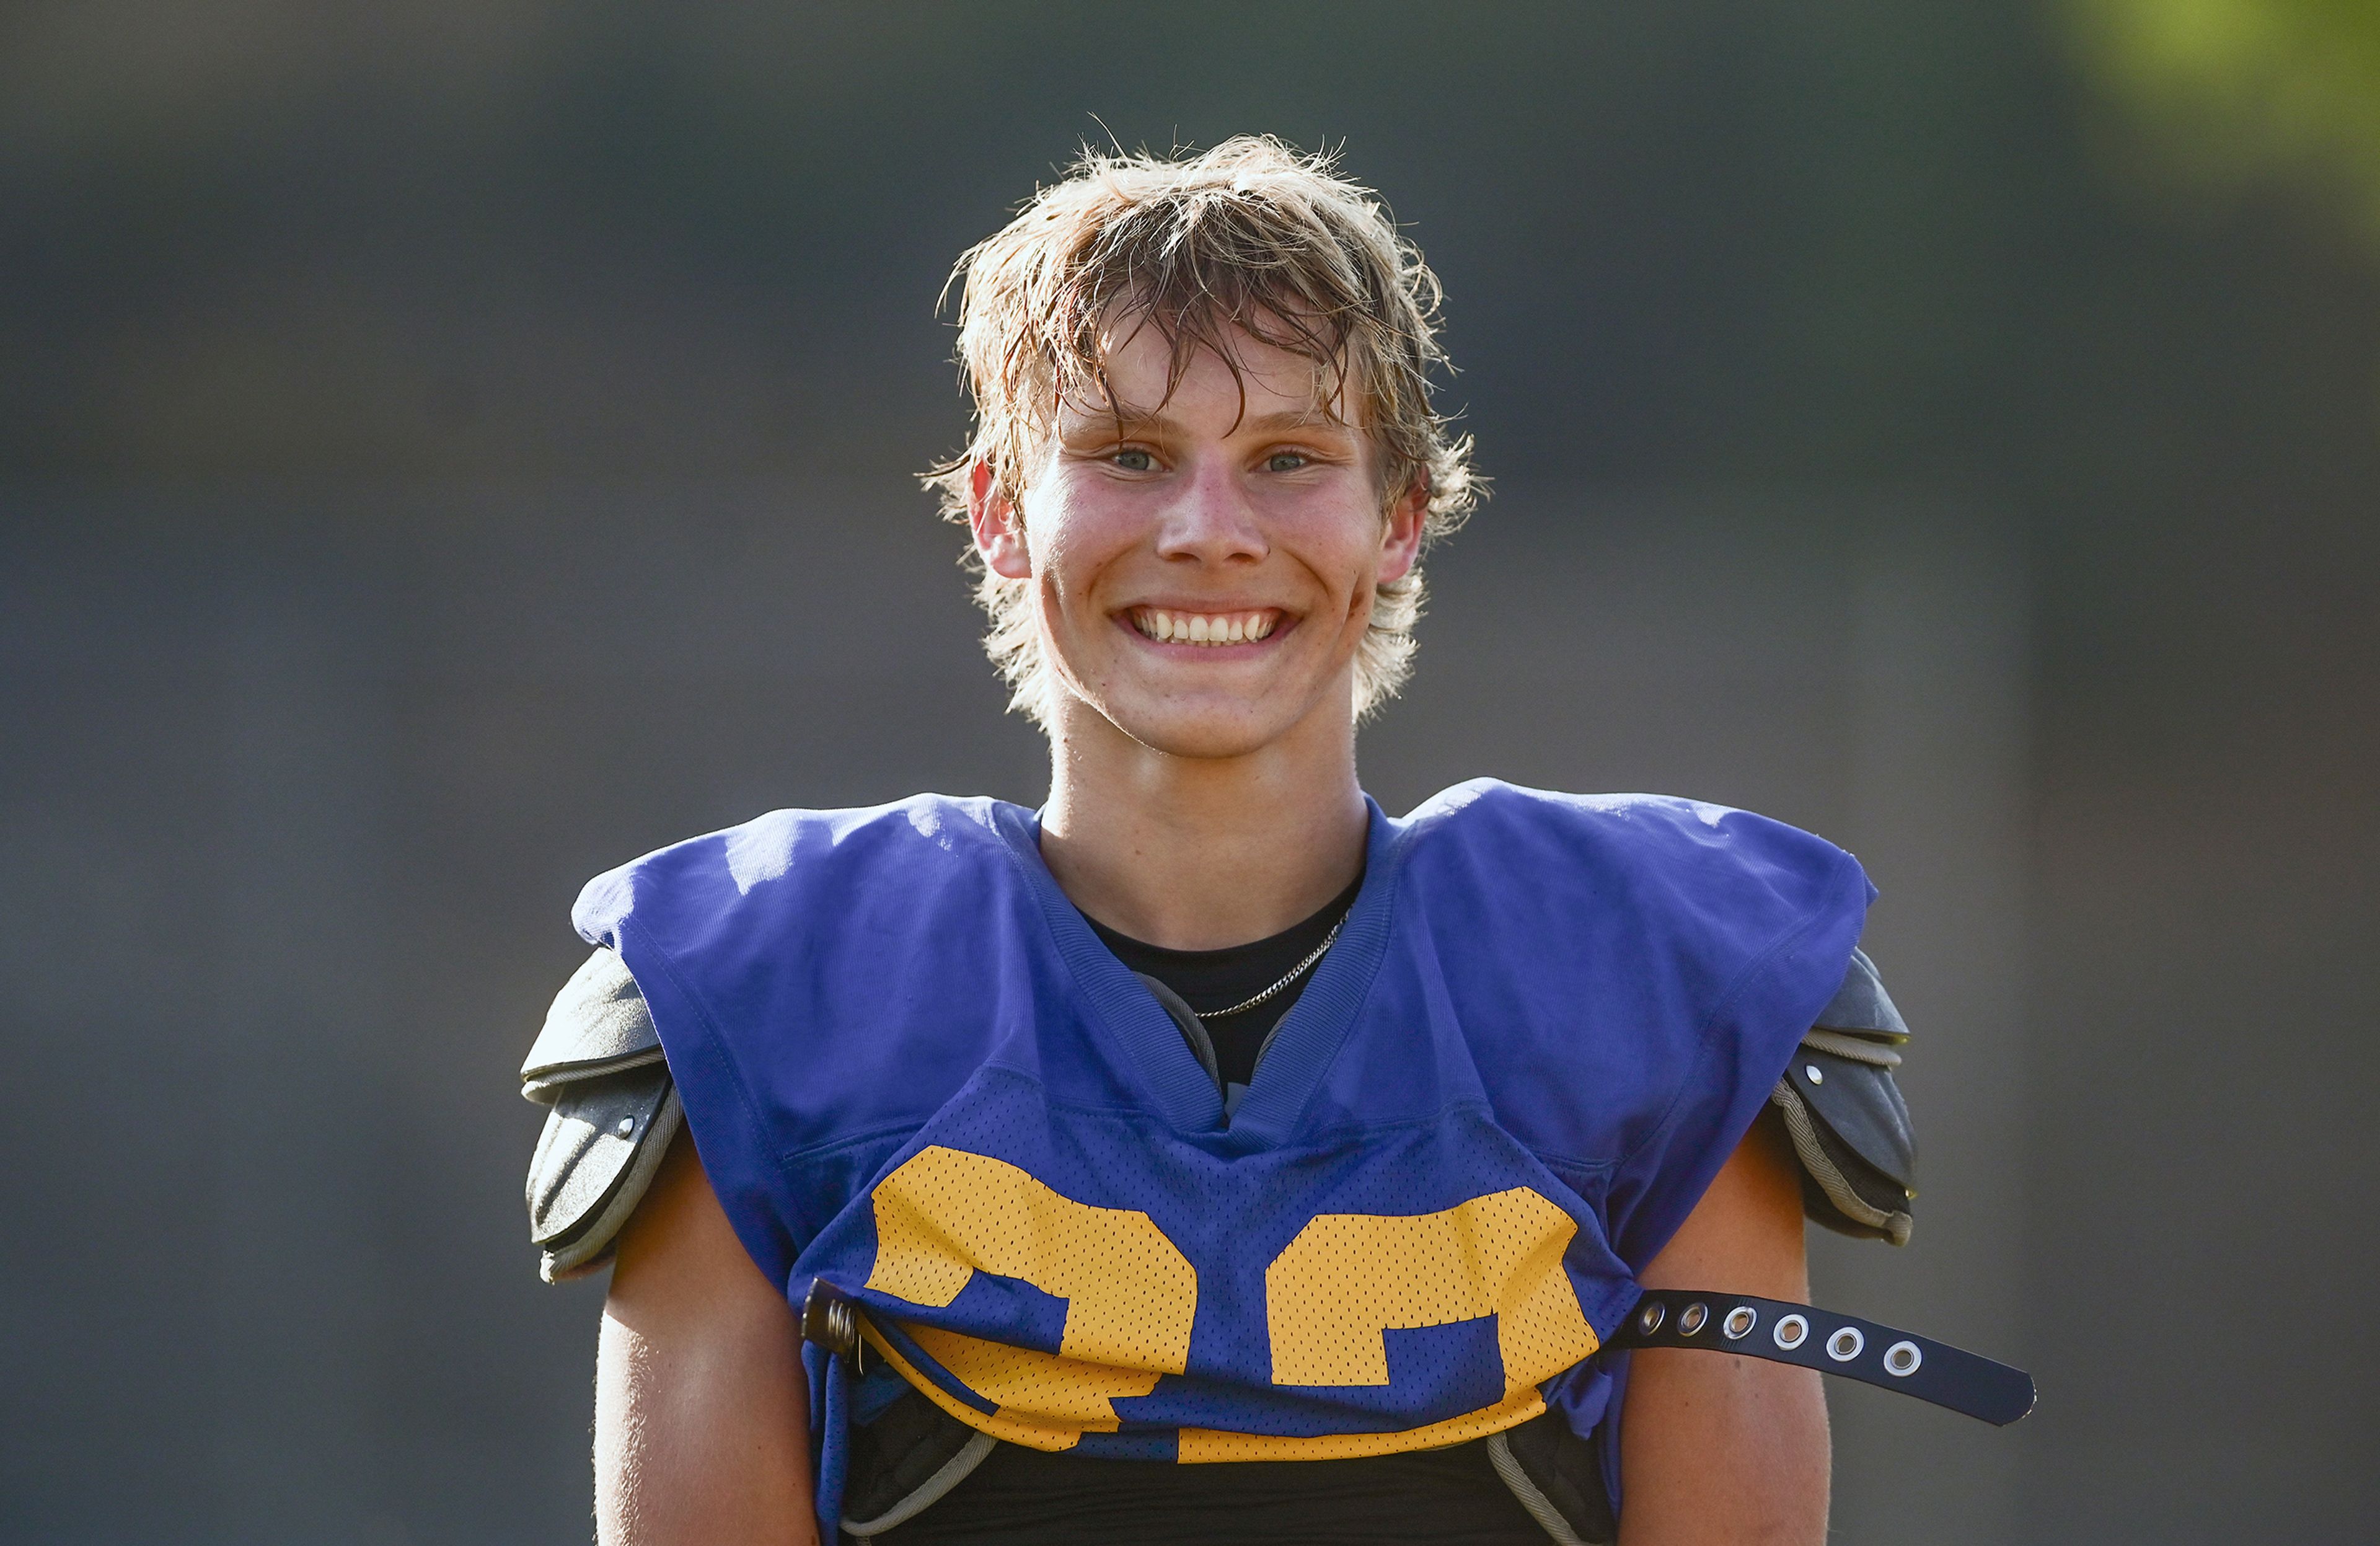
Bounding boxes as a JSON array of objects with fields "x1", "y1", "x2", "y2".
[
  {"x1": 570, "y1": 779, "x2": 1874, "y2": 1541},
  {"x1": 893, "y1": 870, "x2": 1543, "y2": 1544}
]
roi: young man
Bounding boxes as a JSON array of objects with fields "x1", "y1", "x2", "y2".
[{"x1": 521, "y1": 139, "x2": 1982, "y2": 1545}]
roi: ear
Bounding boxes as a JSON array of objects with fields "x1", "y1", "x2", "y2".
[
  {"x1": 968, "y1": 461, "x2": 1033, "y2": 580},
  {"x1": 1375, "y1": 475, "x2": 1430, "y2": 585}
]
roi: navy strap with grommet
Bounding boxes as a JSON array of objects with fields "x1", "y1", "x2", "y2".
[
  {"x1": 1612, "y1": 1289, "x2": 2035, "y2": 1426},
  {"x1": 806, "y1": 1275, "x2": 2033, "y2": 1431}
]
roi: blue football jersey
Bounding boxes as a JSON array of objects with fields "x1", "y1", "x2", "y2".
[{"x1": 573, "y1": 780, "x2": 1873, "y2": 1533}]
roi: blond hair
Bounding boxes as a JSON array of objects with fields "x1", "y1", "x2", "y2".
[{"x1": 925, "y1": 136, "x2": 1479, "y2": 725}]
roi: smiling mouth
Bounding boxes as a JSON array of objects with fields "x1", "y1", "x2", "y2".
[{"x1": 1127, "y1": 607, "x2": 1281, "y2": 647}]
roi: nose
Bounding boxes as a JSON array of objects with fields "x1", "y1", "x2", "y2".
[{"x1": 1153, "y1": 456, "x2": 1267, "y2": 565}]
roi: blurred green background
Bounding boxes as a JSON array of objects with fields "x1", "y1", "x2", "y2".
[{"x1": 3, "y1": 3, "x2": 2374, "y2": 1542}]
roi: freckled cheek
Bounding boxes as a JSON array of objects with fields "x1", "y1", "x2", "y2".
[
  {"x1": 1028, "y1": 528, "x2": 1132, "y2": 630},
  {"x1": 1280, "y1": 536, "x2": 1382, "y2": 619}
]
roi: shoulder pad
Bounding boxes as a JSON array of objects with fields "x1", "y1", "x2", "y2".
[
  {"x1": 521, "y1": 947, "x2": 664, "y2": 1102},
  {"x1": 1772, "y1": 951, "x2": 1917, "y2": 1246},
  {"x1": 1812, "y1": 947, "x2": 1909, "y2": 1044},
  {"x1": 522, "y1": 949, "x2": 681, "y2": 1281}
]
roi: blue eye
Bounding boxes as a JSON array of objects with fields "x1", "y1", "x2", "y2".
[
  {"x1": 1114, "y1": 449, "x2": 1155, "y2": 472},
  {"x1": 1266, "y1": 452, "x2": 1308, "y2": 472}
]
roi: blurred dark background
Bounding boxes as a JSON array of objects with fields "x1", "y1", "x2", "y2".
[{"x1": 4, "y1": 4, "x2": 2374, "y2": 1542}]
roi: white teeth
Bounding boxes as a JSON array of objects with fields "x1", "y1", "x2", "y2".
[{"x1": 1135, "y1": 609, "x2": 1276, "y2": 645}]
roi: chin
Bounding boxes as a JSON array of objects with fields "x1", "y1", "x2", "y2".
[
  {"x1": 1064, "y1": 684, "x2": 1297, "y2": 759},
  {"x1": 1111, "y1": 706, "x2": 1284, "y2": 761}
]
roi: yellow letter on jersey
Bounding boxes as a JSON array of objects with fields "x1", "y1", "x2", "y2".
[
  {"x1": 1175, "y1": 1187, "x2": 1600, "y2": 1461},
  {"x1": 864, "y1": 1146, "x2": 1199, "y2": 1449},
  {"x1": 1264, "y1": 1186, "x2": 1597, "y2": 1389}
]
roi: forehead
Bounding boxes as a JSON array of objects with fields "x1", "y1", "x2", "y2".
[{"x1": 1059, "y1": 307, "x2": 1359, "y2": 433}]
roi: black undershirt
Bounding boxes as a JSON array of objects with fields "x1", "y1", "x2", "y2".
[
  {"x1": 1086, "y1": 868, "x2": 1365, "y2": 1088},
  {"x1": 868, "y1": 873, "x2": 1548, "y2": 1546}
]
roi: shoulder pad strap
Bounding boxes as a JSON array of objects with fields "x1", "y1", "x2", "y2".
[
  {"x1": 522, "y1": 947, "x2": 663, "y2": 1103},
  {"x1": 1812, "y1": 947, "x2": 1909, "y2": 1044},
  {"x1": 1614, "y1": 1289, "x2": 2034, "y2": 1425}
]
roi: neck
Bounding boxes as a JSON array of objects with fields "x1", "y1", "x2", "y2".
[{"x1": 1039, "y1": 694, "x2": 1369, "y2": 952}]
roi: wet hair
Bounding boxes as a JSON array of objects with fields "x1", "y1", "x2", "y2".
[{"x1": 925, "y1": 136, "x2": 1479, "y2": 725}]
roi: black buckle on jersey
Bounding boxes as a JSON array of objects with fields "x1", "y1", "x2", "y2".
[
  {"x1": 1613, "y1": 1289, "x2": 2034, "y2": 1426},
  {"x1": 800, "y1": 1278, "x2": 872, "y2": 1377}
]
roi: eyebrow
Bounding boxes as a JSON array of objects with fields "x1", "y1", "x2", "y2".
[{"x1": 1057, "y1": 407, "x2": 1356, "y2": 440}]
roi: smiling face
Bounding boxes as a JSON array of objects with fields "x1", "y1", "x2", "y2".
[{"x1": 970, "y1": 316, "x2": 1428, "y2": 762}]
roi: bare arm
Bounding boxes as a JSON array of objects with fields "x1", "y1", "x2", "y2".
[
  {"x1": 597, "y1": 1131, "x2": 819, "y2": 1546},
  {"x1": 1618, "y1": 1108, "x2": 1830, "y2": 1546}
]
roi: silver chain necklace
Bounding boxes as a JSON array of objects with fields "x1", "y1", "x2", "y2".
[{"x1": 1192, "y1": 916, "x2": 1347, "y2": 1021}]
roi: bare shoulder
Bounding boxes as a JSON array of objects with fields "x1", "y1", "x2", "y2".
[
  {"x1": 1640, "y1": 1107, "x2": 1810, "y2": 1297},
  {"x1": 608, "y1": 1133, "x2": 762, "y2": 1304}
]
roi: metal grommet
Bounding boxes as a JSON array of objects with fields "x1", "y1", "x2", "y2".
[
  {"x1": 1636, "y1": 1301, "x2": 1667, "y2": 1336},
  {"x1": 1772, "y1": 1314, "x2": 1809, "y2": 1351},
  {"x1": 1677, "y1": 1302, "x2": 1709, "y2": 1336},
  {"x1": 1827, "y1": 1327, "x2": 1866, "y2": 1362},
  {"x1": 1722, "y1": 1305, "x2": 1758, "y2": 1340},
  {"x1": 1884, "y1": 1340, "x2": 1923, "y2": 1377},
  {"x1": 614, "y1": 1116, "x2": 636, "y2": 1137},
  {"x1": 1804, "y1": 1063, "x2": 1825, "y2": 1085}
]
